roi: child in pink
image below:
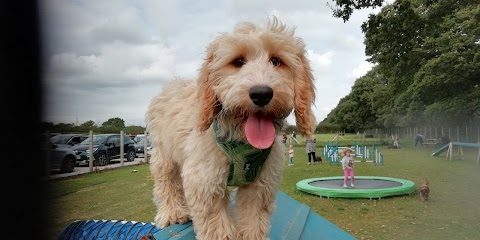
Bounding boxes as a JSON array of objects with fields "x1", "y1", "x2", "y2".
[{"x1": 341, "y1": 148, "x2": 355, "y2": 188}]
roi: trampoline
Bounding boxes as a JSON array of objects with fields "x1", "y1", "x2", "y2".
[{"x1": 296, "y1": 176, "x2": 416, "y2": 199}]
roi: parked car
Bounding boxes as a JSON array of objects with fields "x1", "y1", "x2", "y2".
[
  {"x1": 133, "y1": 134, "x2": 145, "y2": 144},
  {"x1": 71, "y1": 134, "x2": 136, "y2": 166},
  {"x1": 41, "y1": 134, "x2": 77, "y2": 173},
  {"x1": 50, "y1": 134, "x2": 89, "y2": 148},
  {"x1": 134, "y1": 137, "x2": 152, "y2": 157}
]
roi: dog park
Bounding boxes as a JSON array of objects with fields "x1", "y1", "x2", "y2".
[
  {"x1": 49, "y1": 132, "x2": 480, "y2": 240},
  {"x1": 27, "y1": 0, "x2": 478, "y2": 238}
]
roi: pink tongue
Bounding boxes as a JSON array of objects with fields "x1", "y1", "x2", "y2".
[{"x1": 245, "y1": 114, "x2": 275, "y2": 149}]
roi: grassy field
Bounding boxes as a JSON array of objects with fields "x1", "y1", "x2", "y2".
[{"x1": 47, "y1": 134, "x2": 480, "y2": 240}]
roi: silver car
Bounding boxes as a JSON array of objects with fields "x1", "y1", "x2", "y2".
[{"x1": 42, "y1": 134, "x2": 77, "y2": 173}]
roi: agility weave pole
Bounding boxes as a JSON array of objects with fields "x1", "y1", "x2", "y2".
[{"x1": 322, "y1": 141, "x2": 383, "y2": 166}]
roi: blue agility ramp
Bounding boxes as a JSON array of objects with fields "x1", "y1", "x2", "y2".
[
  {"x1": 431, "y1": 143, "x2": 450, "y2": 156},
  {"x1": 432, "y1": 142, "x2": 480, "y2": 165},
  {"x1": 431, "y1": 142, "x2": 480, "y2": 156},
  {"x1": 58, "y1": 191, "x2": 355, "y2": 240}
]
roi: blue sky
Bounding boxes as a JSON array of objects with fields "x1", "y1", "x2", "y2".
[{"x1": 40, "y1": 0, "x2": 390, "y2": 127}]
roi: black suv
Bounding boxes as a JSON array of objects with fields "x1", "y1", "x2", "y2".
[{"x1": 71, "y1": 134, "x2": 136, "y2": 166}]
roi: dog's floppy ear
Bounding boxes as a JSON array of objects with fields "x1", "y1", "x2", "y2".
[
  {"x1": 294, "y1": 52, "x2": 316, "y2": 137},
  {"x1": 197, "y1": 44, "x2": 220, "y2": 132}
]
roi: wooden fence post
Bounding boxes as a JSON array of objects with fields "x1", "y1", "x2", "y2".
[
  {"x1": 477, "y1": 126, "x2": 480, "y2": 142},
  {"x1": 89, "y1": 130, "x2": 93, "y2": 172},
  {"x1": 144, "y1": 130, "x2": 149, "y2": 163},
  {"x1": 466, "y1": 125, "x2": 468, "y2": 143},
  {"x1": 120, "y1": 130, "x2": 124, "y2": 166},
  {"x1": 457, "y1": 126, "x2": 460, "y2": 142}
]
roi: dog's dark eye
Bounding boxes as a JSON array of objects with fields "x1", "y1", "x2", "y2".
[
  {"x1": 270, "y1": 57, "x2": 281, "y2": 67},
  {"x1": 232, "y1": 58, "x2": 246, "y2": 67}
]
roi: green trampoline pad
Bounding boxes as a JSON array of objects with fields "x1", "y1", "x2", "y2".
[{"x1": 296, "y1": 176, "x2": 416, "y2": 199}]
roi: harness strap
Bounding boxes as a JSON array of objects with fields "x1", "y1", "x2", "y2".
[{"x1": 212, "y1": 120, "x2": 271, "y2": 186}]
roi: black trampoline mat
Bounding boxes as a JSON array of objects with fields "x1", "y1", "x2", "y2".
[{"x1": 308, "y1": 179, "x2": 403, "y2": 189}]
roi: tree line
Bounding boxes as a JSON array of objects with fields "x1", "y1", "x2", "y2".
[
  {"x1": 41, "y1": 117, "x2": 340, "y2": 136},
  {"x1": 321, "y1": 0, "x2": 479, "y2": 132},
  {"x1": 42, "y1": 117, "x2": 146, "y2": 135}
]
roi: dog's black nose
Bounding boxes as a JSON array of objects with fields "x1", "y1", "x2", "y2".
[{"x1": 249, "y1": 86, "x2": 273, "y2": 107}]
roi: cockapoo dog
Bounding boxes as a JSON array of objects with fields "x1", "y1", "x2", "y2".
[
  {"x1": 146, "y1": 17, "x2": 316, "y2": 240},
  {"x1": 419, "y1": 178, "x2": 430, "y2": 202}
]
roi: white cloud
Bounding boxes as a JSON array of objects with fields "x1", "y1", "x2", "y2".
[
  {"x1": 40, "y1": 0, "x2": 385, "y2": 127},
  {"x1": 309, "y1": 50, "x2": 335, "y2": 73},
  {"x1": 350, "y1": 61, "x2": 375, "y2": 79}
]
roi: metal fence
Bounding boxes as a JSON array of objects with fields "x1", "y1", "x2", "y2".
[{"x1": 364, "y1": 124, "x2": 480, "y2": 143}]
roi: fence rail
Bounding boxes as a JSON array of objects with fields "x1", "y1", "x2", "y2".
[{"x1": 364, "y1": 125, "x2": 480, "y2": 143}]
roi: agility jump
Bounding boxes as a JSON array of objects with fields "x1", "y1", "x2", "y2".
[{"x1": 322, "y1": 141, "x2": 383, "y2": 166}]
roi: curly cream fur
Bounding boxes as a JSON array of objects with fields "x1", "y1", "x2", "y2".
[{"x1": 146, "y1": 17, "x2": 316, "y2": 240}]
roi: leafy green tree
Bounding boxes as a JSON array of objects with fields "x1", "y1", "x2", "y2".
[
  {"x1": 101, "y1": 117, "x2": 125, "y2": 129},
  {"x1": 284, "y1": 125, "x2": 298, "y2": 135},
  {"x1": 362, "y1": 0, "x2": 426, "y2": 94},
  {"x1": 80, "y1": 120, "x2": 96, "y2": 129},
  {"x1": 51, "y1": 123, "x2": 75, "y2": 133},
  {"x1": 328, "y1": 0, "x2": 386, "y2": 22},
  {"x1": 125, "y1": 125, "x2": 146, "y2": 135},
  {"x1": 323, "y1": 68, "x2": 386, "y2": 130},
  {"x1": 316, "y1": 121, "x2": 341, "y2": 133},
  {"x1": 408, "y1": 2, "x2": 480, "y2": 124},
  {"x1": 359, "y1": 0, "x2": 479, "y2": 127},
  {"x1": 72, "y1": 120, "x2": 97, "y2": 133},
  {"x1": 96, "y1": 117, "x2": 125, "y2": 133}
]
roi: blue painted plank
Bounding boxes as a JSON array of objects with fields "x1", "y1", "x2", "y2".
[
  {"x1": 150, "y1": 191, "x2": 355, "y2": 240},
  {"x1": 431, "y1": 143, "x2": 450, "y2": 156},
  {"x1": 270, "y1": 191, "x2": 310, "y2": 240},
  {"x1": 301, "y1": 211, "x2": 356, "y2": 240},
  {"x1": 450, "y1": 142, "x2": 480, "y2": 147},
  {"x1": 432, "y1": 142, "x2": 480, "y2": 157},
  {"x1": 59, "y1": 191, "x2": 355, "y2": 239}
]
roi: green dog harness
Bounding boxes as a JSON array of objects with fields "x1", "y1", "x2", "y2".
[{"x1": 213, "y1": 120, "x2": 271, "y2": 186}]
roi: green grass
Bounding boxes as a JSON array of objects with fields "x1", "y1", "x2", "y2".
[{"x1": 47, "y1": 135, "x2": 480, "y2": 240}]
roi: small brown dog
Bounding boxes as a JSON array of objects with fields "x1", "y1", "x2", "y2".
[{"x1": 419, "y1": 178, "x2": 430, "y2": 202}]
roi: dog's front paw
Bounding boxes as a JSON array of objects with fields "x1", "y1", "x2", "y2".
[{"x1": 154, "y1": 210, "x2": 191, "y2": 229}]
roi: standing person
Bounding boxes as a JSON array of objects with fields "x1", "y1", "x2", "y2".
[
  {"x1": 305, "y1": 137, "x2": 316, "y2": 165},
  {"x1": 414, "y1": 134, "x2": 425, "y2": 148},
  {"x1": 438, "y1": 135, "x2": 450, "y2": 147},
  {"x1": 287, "y1": 145, "x2": 294, "y2": 166},
  {"x1": 290, "y1": 131, "x2": 296, "y2": 144},
  {"x1": 341, "y1": 148, "x2": 355, "y2": 188}
]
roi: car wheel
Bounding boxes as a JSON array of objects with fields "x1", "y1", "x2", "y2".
[
  {"x1": 60, "y1": 155, "x2": 76, "y2": 173},
  {"x1": 126, "y1": 149, "x2": 136, "y2": 162},
  {"x1": 95, "y1": 152, "x2": 110, "y2": 166}
]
